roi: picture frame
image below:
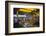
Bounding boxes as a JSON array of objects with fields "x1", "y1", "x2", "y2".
[{"x1": 5, "y1": 1, "x2": 45, "y2": 35}]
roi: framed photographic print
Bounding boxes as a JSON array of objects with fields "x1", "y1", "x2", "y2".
[{"x1": 5, "y1": 1, "x2": 45, "y2": 35}]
